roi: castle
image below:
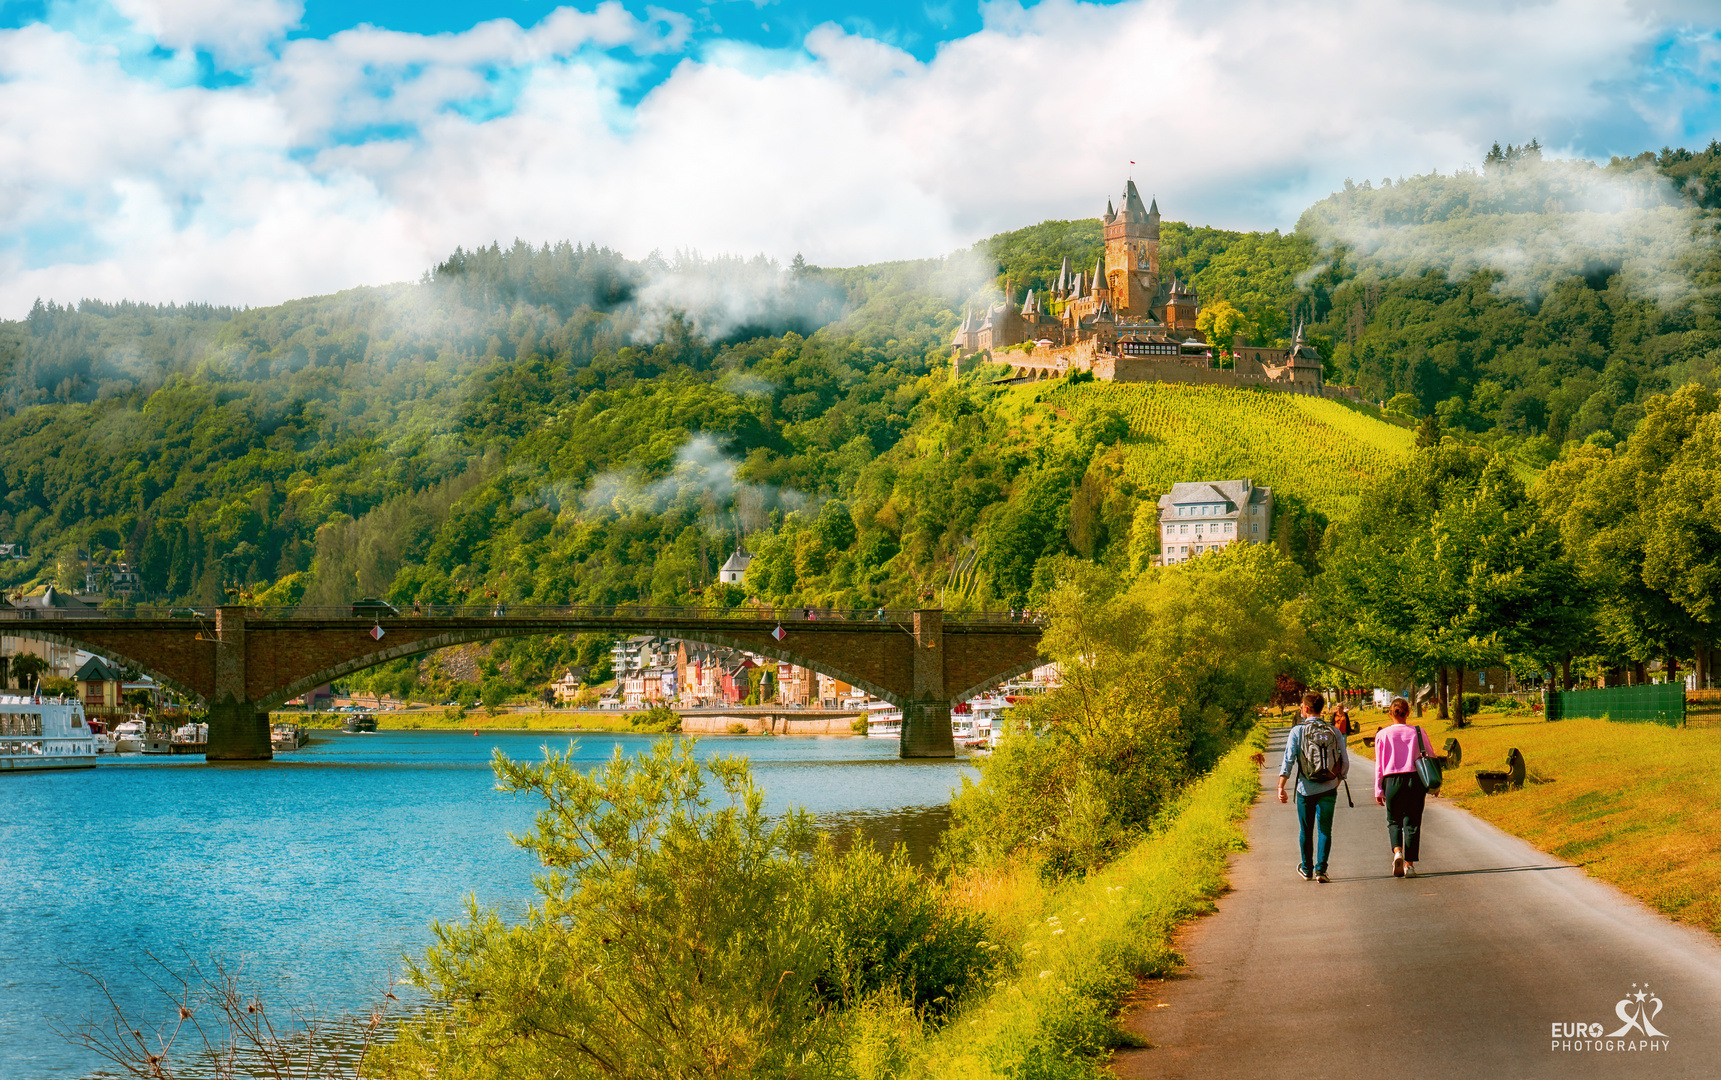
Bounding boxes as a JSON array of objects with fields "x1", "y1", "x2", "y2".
[{"x1": 953, "y1": 180, "x2": 1339, "y2": 397}]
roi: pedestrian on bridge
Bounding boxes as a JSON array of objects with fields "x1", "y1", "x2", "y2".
[
  {"x1": 1277, "y1": 692, "x2": 1349, "y2": 884},
  {"x1": 1372, "y1": 697, "x2": 1439, "y2": 878}
]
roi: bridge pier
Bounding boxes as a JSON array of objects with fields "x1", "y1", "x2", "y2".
[
  {"x1": 900, "y1": 610, "x2": 955, "y2": 758},
  {"x1": 206, "y1": 606, "x2": 273, "y2": 761},
  {"x1": 206, "y1": 699, "x2": 274, "y2": 761}
]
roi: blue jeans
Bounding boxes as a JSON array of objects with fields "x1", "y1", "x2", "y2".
[{"x1": 1296, "y1": 790, "x2": 1337, "y2": 874}]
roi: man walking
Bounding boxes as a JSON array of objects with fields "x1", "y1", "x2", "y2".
[{"x1": 1277, "y1": 691, "x2": 1348, "y2": 883}]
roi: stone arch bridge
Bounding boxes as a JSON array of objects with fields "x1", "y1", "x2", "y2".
[{"x1": 3, "y1": 605, "x2": 1045, "y2": 760}]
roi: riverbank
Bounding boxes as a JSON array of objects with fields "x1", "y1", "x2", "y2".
[
  {"x1": 278, "y1": 708, "x2": 866, "y2": 735},
  {"x1": 1348, "y1": 708, "x2": 1721, "y2": 940},
  {"x1": 846, "y1": 728, "x2": 1265, "y2": 1075}
]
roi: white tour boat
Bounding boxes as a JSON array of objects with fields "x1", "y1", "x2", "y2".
[
  {"x1": 865, "y1": 701, "x2": 903, "y2": 739},
  {"x1": 0, "y1": 694, "x2": 98, "y2": 772}
]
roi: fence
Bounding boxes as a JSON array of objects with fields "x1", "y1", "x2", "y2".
[{"x1": 1546, "y1": 684, "x2": 1686, "y2": 728}]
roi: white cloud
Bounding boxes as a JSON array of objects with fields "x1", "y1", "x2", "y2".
[
  {"x1": 2, "y1": 0, "x2": 1717, "y2": 317},
  {"x1": 109, "y1": 0, "x2": 304, "y2": 66}
]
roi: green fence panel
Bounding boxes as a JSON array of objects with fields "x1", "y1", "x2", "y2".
[{"x1": 1547, "y1": 684, "x2": 1685, "y2": 727}]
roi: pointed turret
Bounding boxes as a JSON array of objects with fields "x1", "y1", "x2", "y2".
[
  {"x1": 1122, "y1": 179, "x2": 1150, "y2": 222},
  {"x1": 1104, "y1": 198, "x2": 1116, "y2": 223},
  {"x1": 1091, "y1": 253, "x2": 1105, "y2": 295},
  {"x1": 1022, "y1": 289, "x2": 1039, "y2": 316},
  {"x1": 1057, "y1": 255, "x2": 1071, "y2": 297}
]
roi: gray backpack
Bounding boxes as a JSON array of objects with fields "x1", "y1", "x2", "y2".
[{"x1": 1297, "y1": 719, "x2": 1346, "y2": 783}]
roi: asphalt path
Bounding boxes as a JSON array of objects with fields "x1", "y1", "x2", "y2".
[{"x1": 1113, "y1": 726, "x2": 1721, "y2": 1079}]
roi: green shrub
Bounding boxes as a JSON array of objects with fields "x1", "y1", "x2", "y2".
[
  {"x1": 373, "y1": 739, "x2": 996, "y2": 1080},
  {"x1": 629, "y1": 704, "x2": 681, "y2": 733},
  {"x1": 850, "y1": 715, "x2": 868, "y2": 734},
  {"x1": 727, "y1": 721, "x2": 749, "y2": 734},
  {"x1": 1463, "y1": 693, "x2": 1483, "y2": 716},
  {"x1": 808, "y1": 841, "x2": 994, "y2": 1020}
]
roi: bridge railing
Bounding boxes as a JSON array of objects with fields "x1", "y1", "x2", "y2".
[{"x1": 0, "y1": 602, "x2": 1045, "y2": 626}]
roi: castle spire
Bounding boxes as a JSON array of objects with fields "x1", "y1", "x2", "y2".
[
  {"x1": 1057, "y1": 255, "x2": 1071, "y2": 296},
  {"x1": 1091, "y1": 252, "x2": 1105, "y2": 295}
]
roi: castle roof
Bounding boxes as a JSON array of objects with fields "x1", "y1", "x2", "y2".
[
  {"x1": 1121, "y1": 179, "x2": 1150, "y2": 222},
  {"x1": 1022, "y1": 289, "x2": 1039, "y2": 314}
]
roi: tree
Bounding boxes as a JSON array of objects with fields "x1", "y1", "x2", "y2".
[
  {"x1": 11, "y1": 652, "x2": 51, "y2": 690},
  {"x1": 1196, "y1": 299, "x2": 1245, "y2": 355},
  {"x1": 1537, "y1": 385, "x2": 1721, "y2": 686},
  {"x1": 1320, "y1": 447, "x2": 1576, "y2": 725}
]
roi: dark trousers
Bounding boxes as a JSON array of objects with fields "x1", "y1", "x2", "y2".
[
  {"x1": 1384, "y1": 772, "x2": 1428, "y2": 862},
  {"x1": 1295, "y1": 789, "x2": 1337, "y2": 874}
]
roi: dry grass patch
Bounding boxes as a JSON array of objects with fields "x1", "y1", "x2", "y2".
[{"x1": 1348, "y1": 708, "x2": 1721, "y2": 939}]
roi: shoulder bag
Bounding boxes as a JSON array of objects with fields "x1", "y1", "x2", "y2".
[{"x1": 1412, "y1": 725, "x2": 1443, "y2": 791}]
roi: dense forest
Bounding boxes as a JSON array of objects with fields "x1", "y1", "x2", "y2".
[{"x1": 3, "y1": 142, "x2": 1720, "y2": 696}]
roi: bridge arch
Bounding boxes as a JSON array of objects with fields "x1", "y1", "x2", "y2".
[
  {"x1": 259, "y1": 626, "x2": 909, "y2": 713},
  {"x1": 1, "y1": 624, "x2": 206, "y2": 704}
]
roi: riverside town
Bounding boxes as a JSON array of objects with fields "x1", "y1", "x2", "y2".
[{"x1": 5, "y1": 6, "x2": 1721, "y2": 1078}]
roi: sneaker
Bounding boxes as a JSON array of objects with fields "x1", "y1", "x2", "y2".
[
  {"x1": 1404, "y1": 864, "x2": 1417, "y2": 878},
  {"x1": 1297, "y1": 867, "x2": 1311, "y2": 880},
  {"x1": 1392, "y1": 853, "x2": 1405, "y2": 878},
  {"x1": 1316, "y1": 872, "x2": 1330, "y2": 883}
]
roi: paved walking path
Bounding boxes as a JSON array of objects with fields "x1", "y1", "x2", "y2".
[{"x1": 1113, "y1": 727, "x2": 1721, "y2": 1078}]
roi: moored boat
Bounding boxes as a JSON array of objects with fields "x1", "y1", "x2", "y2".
[
  {"x1": 271, "y1": 722, "x2": 307, "y2": 751},
  {"x1": 342, "y1": 713, "x2": 378, "y2": 733},
  {"x1": 864, "y1": 701, "x2": 902, "y2": 739},
  {"x1": 0, "y1": 694, "x2": 98, "y2": 772},
  {"x1": 112, "y1": 717, "x2": 148, "y2": 753}
]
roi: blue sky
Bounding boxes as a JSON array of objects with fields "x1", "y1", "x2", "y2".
[{"x1": 1, "y1": 0, "x2": 1720, "y2": 314}]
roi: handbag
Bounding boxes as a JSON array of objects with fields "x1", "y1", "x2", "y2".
[{"x1": 1412, "y1": 725, "x2": 1443, "y2": 791}]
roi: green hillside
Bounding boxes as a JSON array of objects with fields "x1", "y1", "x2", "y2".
[{"x1": 1040, "y1": 382, "x2": 1412, "y2": 521}]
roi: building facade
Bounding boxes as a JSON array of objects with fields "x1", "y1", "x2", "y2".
[{"x1": 1155, "y1": 479, "x2": 1274, "y2": 566}]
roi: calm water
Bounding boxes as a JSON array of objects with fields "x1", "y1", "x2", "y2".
[{"x1": 0, "y1": 731, "x2": 976, "y2": 1079}]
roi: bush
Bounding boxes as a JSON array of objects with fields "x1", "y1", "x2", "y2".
[
  {"x1": 850, "y1": 715, "x2": 868, "y2": 734},
  {"x1": 373, "y1": 739, "x2": 996, "y2": 1080},
  {"x1": 629, "y1": 704, "x2": 681, "y2": 733},
  {"x1": 727, "y1": 721, "x2": 749, "y2": 734},
  {"x1": 42, "y1": 675, "x2": 77, "y2": 697},
  {"x1": 1463, "y1": 693, "x2": 1483, "y2": 717}
]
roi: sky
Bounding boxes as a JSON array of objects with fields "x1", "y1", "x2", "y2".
[{"x1": 3, "y1": 0, "x2": 1721, "y2": 315}]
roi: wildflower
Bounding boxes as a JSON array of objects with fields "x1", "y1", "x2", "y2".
[{"x1": 1038, "y1": 971, "x2": 1052, "y2": 979}]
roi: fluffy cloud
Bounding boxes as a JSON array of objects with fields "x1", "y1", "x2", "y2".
[{"x1": 1, "y1": 0, "x2": 1716, "y2": 316}]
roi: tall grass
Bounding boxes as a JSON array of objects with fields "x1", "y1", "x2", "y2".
[{"x1": 839, "y1": 730, "x2": 1264, "y2": 1079}]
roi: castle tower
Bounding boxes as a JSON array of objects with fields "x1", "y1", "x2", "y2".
[
  {"x1": 1104, "y1": 179, "x2": 1158, "y2": 318},
  {"x1": 1165, "y1": 275, "x2": 1199, "y2": 332}
]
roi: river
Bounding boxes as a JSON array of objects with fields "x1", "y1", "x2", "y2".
[{"x1": 0, "y1": 730, "x2": 977, "y2": 1079}]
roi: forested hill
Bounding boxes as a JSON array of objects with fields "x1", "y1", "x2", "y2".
[{"x1": 2, "y1": 141, "x2": 1719, "y2": 670}]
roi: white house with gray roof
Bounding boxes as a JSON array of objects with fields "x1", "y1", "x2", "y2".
[
  {"x1": 1155, "y1": 479, "x2": 1273, "y2": 565},
  {"x1": 719, "y1": 549, "x2": 753, "y2": 585}
]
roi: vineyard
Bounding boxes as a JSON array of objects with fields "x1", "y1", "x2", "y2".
[{"x1": 1042, "y1": 381, "x2": 1414, "y2": 520}]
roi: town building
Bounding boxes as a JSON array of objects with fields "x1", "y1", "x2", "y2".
[
  {"x1": 1155, "y1": 479, "x2": 1274, "y2": 566},
  {"x1": 952, "y1": 179, "x2": 1345, "y2": 398},
  {"x1": 74, "y1": 655, "x2": 125, "y2": 716},
  {"x1": 719, "y1": 549, "x2": 752, "y2": 585}
]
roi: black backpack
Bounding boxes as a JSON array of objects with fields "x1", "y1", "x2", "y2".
[{"x1": 1297, "y1": 718, "x2": 1346, "y2": 783}]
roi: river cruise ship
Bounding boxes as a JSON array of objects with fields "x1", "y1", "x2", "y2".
[{"x1": 0, "y1": 694, "x2": 97, "y2": 772}]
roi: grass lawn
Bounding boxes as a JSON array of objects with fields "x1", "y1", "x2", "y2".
[{"x1": 1347, "y1": 707, "x2": 1721, "y2": 940}]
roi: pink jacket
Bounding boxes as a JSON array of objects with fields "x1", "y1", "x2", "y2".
[{"x1": 1374, "y1": 723, "x2": 1437, "y2": 799}]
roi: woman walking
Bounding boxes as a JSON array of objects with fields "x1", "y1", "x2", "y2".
[{"x1": 1373, "y1": 697, "x2": 1439, "y2": 877}]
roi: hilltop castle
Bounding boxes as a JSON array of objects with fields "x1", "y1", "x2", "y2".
[{"x1": 954, "y1": 179, "x2": 1336, "y2": 397}]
